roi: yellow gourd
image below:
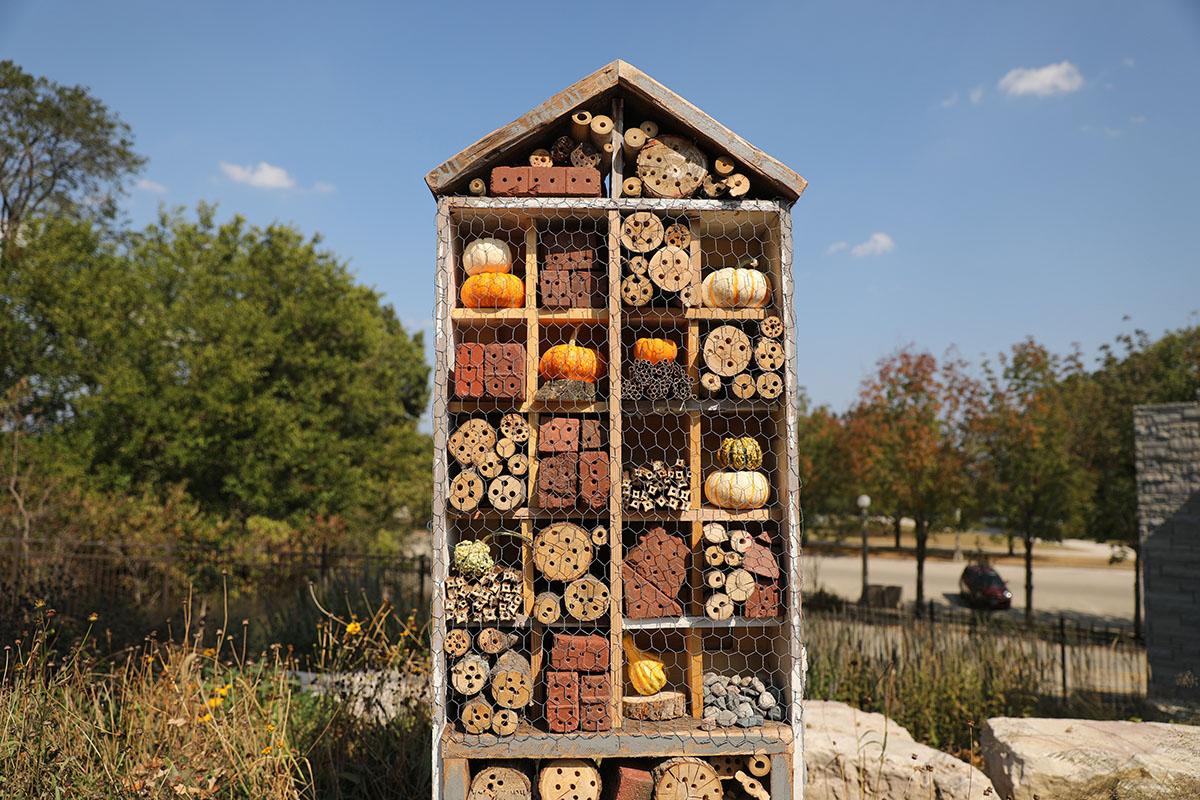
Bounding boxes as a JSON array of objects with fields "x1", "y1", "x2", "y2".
[{"x1": 622, "y1": 634, "x2": 666, "y2": 696}]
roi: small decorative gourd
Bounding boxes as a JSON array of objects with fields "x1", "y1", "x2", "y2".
[
  {"x1": 633, "y1": 337, "x2": 678, "y2": 364},
  {"x1": 622, "y1": 634, "x2": 667, "y2": 696},
  {"x1": 461, "y1": 237, "x2": 512, "y2": 276},
  {"x1": 539, "y1": 330, "x2": 603, "y2": 383},
  {"x1": 700, "y1": 257, "x2": 770, "y2": 309},
  {"x1": 717, "y1": 436, "x2": 763, "y2": 470},
  {"x1": 460, "y1": 273, "x2": 524, "y2": 308}
]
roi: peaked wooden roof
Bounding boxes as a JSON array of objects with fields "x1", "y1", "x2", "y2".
[{"x1": 425, "y1": 60, "x2": 808, "y2": 203}]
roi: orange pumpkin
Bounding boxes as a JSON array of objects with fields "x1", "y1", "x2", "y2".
[
  {"x1": 539, "y1": 335, "x2": 603, "y2": 383},
  {"x1": 460, "y1": 273, "x2": 524, "y2": 309},
  {"x1": 633, "y1": 337, "x2": 678, "y2": 364}
]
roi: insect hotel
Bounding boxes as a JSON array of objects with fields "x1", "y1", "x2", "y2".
[{"x1": 429, "y1": 61, "x2": 807, "y2": 800}]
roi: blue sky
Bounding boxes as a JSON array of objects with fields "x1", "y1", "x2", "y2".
[{"x1": 3, "y1": 1, "x2": 1198, "y2": 412}]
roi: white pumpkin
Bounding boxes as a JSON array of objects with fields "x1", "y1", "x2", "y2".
[
  {"x1": 462, "y1": 237, "x2": 512, "y2": 276},
  {"x1": 704, "y1": 470, "x2": 771, "y2": 510},
  {"x1": 700, "y1": 267, "x2": 770, "y2": 309}
]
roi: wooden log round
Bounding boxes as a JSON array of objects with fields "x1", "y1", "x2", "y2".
[
  {"x1": 729, "y1": 529, "x2": 753, "y2": 553},
  {"x1": 449, "y1": 471, "x2": 484, "y2": 512},
  {"x1": 468, "y1": 766, "x2": 531, "y2": 800},
  {"x1": 723, "y1": 550, "x2": 744, "y2": 567},
  {"x1": 530, "y1": 148, "x2": 554, "y2": 168},
  {"x1": 746, "y1": 754, "x2": 771, "y2": 778},
  {"x1": 563, "y1": 575, "x2": 610, "y2": 622},
  {"x1": 461, "y1": 697, "x2": 493, "y2": 734},
  {"x1": 705, "y1": 592, "x2": 734, "y2": 621},
  {"x1": 590, "y1": 525, "x2": 608, "y2": 546},
  {"x1": 539, "y1": 760, "x2": 602, "y2": 800},
  {"x1": 756, "y1": 372, "x2": 783, "y2": 400},
  {"x1": 713, "y1": 154, "x2": 736, "y2": 177},
  {"x1": 450, "y1": 653, "x2": 490, "y2": 696},
  {"x1": 710, "y1": 756, "x2": 742, "y2": 779},
  {"x1": 703, "y1": 325, "x2": 753, "y2": 377},
  {"x1": 725, "y1": 568, "x2": 756, "y2": 603},
  {"x1": 725, "y1": 173, "x2": 751, "y2": 198},
  {"x1": 648, "y1": 246, "x2": 691, "y2": 292},
  {"x1": 589, "y1": 114, "x2": 614, "y2": 149},
  {"x1": 495, "y1": 437, "x2": 518, "y2": 459},
  {"x1": 699, "y1": 372, "x2": 723, "y2": 394},
  {"x1": 704, "y1": 545, "x2": 726, "y2": 567},
  {"x1": 449, "y1": 419, "x2": 497, "y2": 466},
  {"x1": 571, "y1": 110, "x2": 593, "y2": 142},
  {"x1": 487, "y1": 475, "x2": 526, "y2": 512},
  {"x1": 701, "y1": 174, "x2": 726, "y2": 198},
  {"x1": 663, "y1": 223, "x2": 693, "y2": 249},
  {"x1": 468, "y1": 178, "x2": 487, "y2": 196},
  {"x1": 476, "y1": 450, "x2": 504, "y2": 479},
  {"x1": 500, "y1": 413, "x2": 530, "y2": 443},
  {"x1": 637, "y1": 135, "x2": 708, "y2": 199},
  {"x1": 444, "y1": 628, "x2": 472, "y2": 657},
  {"x1": 755, "y1": 338, "x2": 786, "y2": 372},
  {"x1": 533, "y1": 522, "x2": 594, "y2": 581},
  {"x1": 476, "y1": 627, "x2": 517, "y2": 655},
  {"x1": 622, "y1": 127, "x2": 647, "y2": 160},
  {"x1": 490, "y1": 649, "x2": 533, "y2": 709},
  {"x1": 639, "y1": 120, "x2": 660, "y2": 139},
  {"x1": 702, "y1": 522, "x2": 728, "y2": 544},
  {"x1": 622, "y1": 176, "x2": 643, "y2": 197},
  {"x1": 620, "y1": 212, "x2": 664, "y2": 253},
  {"x1": 507, "y1": 453, "x2": 529, "y2": 476},
  {"x1": 679, "y1": 282, "x2": 700, "y2": 308},
  {"x1": 570, "y1": 140, "x2": 601, "y2": 170},
  {"x1": 705, "y1": 570, "x2": 726, "y2": 589},
  {"x1": 623, "y1": 690, "x2": 685, "y2": 721},
  {"x1": 653, "y1": 757, "x2": 722, "y2": 800},
  {"x1": 734, "y1": 771, "x2": 769, "y2": 800},
  {"x1": 731, "y1": 374, "x2": 757, "y2": 400},
  {"x1": 759, "y1": 314, "x2": 784, "y2": 339},
  {"x1": 550, "y1": 136, "x2": 576, "y2": 166},
  {"x1": 532, "y1": 591, "x2": 562, "y2": 625},
  {"x1": 621, "y1": 274, "x2": 653, "y2": 307},
  {"x1": 490, "y1": 708, "x2": 519, "y2": 736},
  {"x1": 627, "y1": 254, "x2": 649, "y2": 276}
]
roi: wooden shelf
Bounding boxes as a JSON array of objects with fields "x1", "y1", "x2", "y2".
[
  {"x1": 442, "y1": 719, "x2": 791, "y2": 758},
  {"x1": 698, "y1": 507, "x2": 782, "y2": 522},
  {"x1": 538, "y1": 309, "x2": 609, "y2": 324},
  {"x1": 623, "y1": 616, "x2": 785, "y2": 630},
  {"x1": 450, "y1": 308, "x2": 529, "y2": 324},
  {"x1": 620, "y1": 308, "x2": 773, "y2": 324},
  {"x1": 528, "y1": 400, "x2": 608, "y2": 413},
  {"x1": 622, "y1": 400, "x2": 782, "y2": 415}
]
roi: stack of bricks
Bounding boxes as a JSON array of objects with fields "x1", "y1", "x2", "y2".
[
  {"x1": 490, "y1": 166, "x2": 602, "y2": 198},
  {"x1": 453, "y1": 343, "x2": 525, "y2": 400},
  {"x1": 544, "y1": 633, "x2": 612, "y2": 732},
  {"x1": 535, "y1": 416, "x2": 608, "y2": 511},
  {"x1": 623, "y1": 527, "x2": 689, "y2": 618},
  {"x1": 539, "y1": 231, "x2": 604, "y2": 309}
]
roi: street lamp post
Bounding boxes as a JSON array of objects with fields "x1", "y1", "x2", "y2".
[
  {"x1": 953, "y1": 507, "x2": 963, "y2": 562},
  {"x1": 857, "y1": 494, "x2": 871, "y2": 604}
]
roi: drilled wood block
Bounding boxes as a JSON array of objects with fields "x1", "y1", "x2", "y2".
[
  {"x1": 579, "y1": 673, "x2": 610, "y2": 704},
  {"x1": 579, "y1": 700, "x2": 613, "y2": 731},
  {"x1": 548, "y1": 633, "x2": 609, "y2": 673},
  {"x1": 529, "y1": 166, "x2": 565, "y2": 196},
  {"x1": 564, "y1": 167, "x2": 601, "y2": 197},
  {"x1": 454, "y1": 343, "x2": 485, "y2": 398},
  {"x1": 623, "y1": 565, "x2": 685, "y2": 619},
  {"x1": 538, "y1": 417, "x2": 580, "y2": 453},
  {"x1": 579, "y1": 451, "x2": 609, "y2": 511},
  {"x1": 580, "y1": 419, "x2": 603, "y2": 450},
  {"x1": 744, "y1": 578, "x2": 782, "y2": 619},
  {"x1": 490, "y1": 166, "x2": 530, "y2": 197}
]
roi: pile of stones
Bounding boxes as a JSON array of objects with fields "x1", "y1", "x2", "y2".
[{"x1": 701, "y1": 672, "x2": 783, "y2": 728}]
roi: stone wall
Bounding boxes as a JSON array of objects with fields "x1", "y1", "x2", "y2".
[{"x1": 1134, "y1": 399, "x2": 1200, "y2": 703}]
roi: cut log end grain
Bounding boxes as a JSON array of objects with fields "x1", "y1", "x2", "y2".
[
  {"x1": 734, "y1": 772, "x2": 769, "y2": 800},
  {"x1": 468, "y1": 766, "x2": 531, "y2": 800},
  {"x1": 756, "y1": 372, "x2": 783, "y2": 400},
  {"x1": 475, "y1": 627, "x2": 517, "y2": 655},
  {"x1": 533, "y1": 522, "x2": 594, "y2": 581},
  {"x1": 731, "y1": 374, "x2": 757, "y2": 400},
  {"x1": 589, "y1": 114, "x2": 614, "y2": 149},
  {"x1": 507, "y1": 453, "x2": 529, "y2": 476},
  {"x1": 713, "y1": 154, "x2": 736, "y2": 177},
  {"x1": 487, "y1": 475, "x2": 526, "y2": 512},
  {"x1": 725, "y1": 568, "x2": 756, "y2": 603},
  {"x1": 450, "y1": 653, "x2": 490, "y2": 696},
  {"x1": 620, "y1": 212, "x2": 665, "y2": 253},
  {"x1": 622, "y1": 690, "x2": 686, "y2": 721},
  {"x1": 448, "y1": 471, "x2": 484, "y2": 512},
  {"x1": 533, "y1": 591, "x2": 563, "y2": 625},
  {"x1": 729, "y1": 529, "x2": 753, "y2": 553},
  {"x1": 704, "y1": 545, "x2": 726, "y2": 567},
  {"x1": 539, "y1": 760, "x2": 602, "y2": 800},
  {"x1": 461, "y1": 697, "x2": 493, "y2": 734},
  {"x1": 648, "y1": 246, "x2": 692, "y2": 292},
  {"x1": 590, "y1": 525, "x2": 608, "y2": 546},
  {"x1": 702, "y1": 522, "x2": 728, "y2": 544},
  {"x1": 703, "y1": 325, "x2": 752, "y2": 377},
  {"x1": 710, "y1": 756, "x2": 743, "y2": 779},
  {"x1": 754, "y1": 338, "x2": 786, "y2": 371},
  {"x1": 746, "y1": 754, "x2": 771, "y2": 778},
  {"x1": 705, "y1": 592, "x2": 734, "y2": 620},
  {"x1": 444, "y1": 628, "x2": 472, "y2": 657},
  {"x1": 468, "y1": 178, "x2": 487, "y2": 196},
  {"x1": 723, "y1": 550, "x2": 744, "y2": 567},
  {"x1": 653, "y1": 757, "x2": 722, "y2": 800},
  {"x1": 702, "y1": 175, "x2": 726, "y2": 198},
  {"x1": 490, "y1": 650, "x2": 533, "y2": 709},
  {"x1": 490, "y1": 708, "x2": 519, "y2": 736},
  {"x1": 664, "y1": 223, "x2": 693, "y2": 249},
  {"x1": 622, "y1": 128, "x2": 647, "y2": 161},
  {"x1": 637, "y1": 135, "x2": 709, "y2": 199},
  {"x1": 530, "y1": 149, "x2": 554, "y2": 168},
  {"x1": 725, "y1": 173, "x2": 751, "y2": 198},
  {"x1": 622, "y1": 176, "x2": 643, "y2": 197},
  {"x1": 679, "y1": 283, "x2": 700, "y2": 309},
  {"x1": 621, "y1": 274, "x2": 653, "y2": 307},
  {"x1": 705, "y1": 570, "x2": 726, "y2": 589},
  {"x1": 759, "y1": 315, "x2": 784, "y2": 339},
  {"x1": 700, "y1": 372, "x2": 723, "y2": 394},
  {"x1": 627, "y1": 254, "x2": 649, "y2": 276},
  {"x1": 500, "y1": 413, "x2": 530, "y2": 443},
  {"x1": 476, "y1": 450, "x2": 504, "y2": 479},
  {"x1": 571, "y1": 110, "x2": 593, "y2": 142},
  {"x1": 495, "y1": 437, "x2": 517, "y2": 458},
  {"x1": 449, "y1": 419, "x2": 498, "y2": 466},
  {"x1": 639, "y1": 120, "x2": 660, "y2": 139},
  {"x1": 564, "y1": 575, "x2": 611, "y2": 622}
]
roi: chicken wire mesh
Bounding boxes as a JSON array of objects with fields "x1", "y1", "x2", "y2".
[{"x1": 428, "y1": 102, "x2": 803, "y2": 800}]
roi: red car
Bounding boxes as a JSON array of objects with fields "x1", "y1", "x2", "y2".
[{"x1": 959, "y1": 564, "x2": 1013, "y2": 610}]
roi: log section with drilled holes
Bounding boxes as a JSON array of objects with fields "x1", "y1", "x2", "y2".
[
  {"x1": 735, "y1": 772, "x2": 769, "y2": 800},
  {"x1": 590, "y1": 524, "x2": 608, "y2": 545},
  {"x1": 725, "y1": 173, "x2": 751, "y2": 198},
  {"x1": 702, "y1": 525, "x2": 782, "y2": 618},
  {"x1": 563, "y1": 575, "x2": 610, "y2": 622},
  {"x1": 450, "y1": 653, "x2": 490, "y2": 696},
  {"x1": 663, "y1": 223, "x2": 692, "y2": 249},
  {"x1": 754, "y1": 338, "x2": 786, "y2": 371},
  {"x1": 652, "y1": 757, "x2": 722, "y2": 800},
  {"x1": 705, "y1": 592, "x2": 734, "y2": 620},
  {"x1": 490, "y1": 708, "x2": 519, "y2": 736},
  {"x1": 703, "y1": 326, "x2": 753, "y2": 377},
  {"x1": 468, "y1": 177, "x2": 486, "y2": 196},
  {"x1": 623, "y1": 127, "x2": 647, "y2": 159},
  {"x1": 747, "y1": 754, "x2": 772, "y2": 778},
  {"x1": 532, "y1": 522, "x2": 593, "y2": 580},
  {"x1": 760, "y1": 315, "x2": 784, "y2": 339},
  {"x1": 539, "y1": 760, "x2": 601, "y2": 800},
  {"x1": 444, "y1": 628, "x2": 471, "y2": 657},
  {"x1": 731, "y1": 374, "x2": 756, "y2": 400},
  {"x1": 448, "y1": 471, "x2": 484, "y2": 512},
  {"x1": 622, "y1": 176, "x2": 643, "y2": 197},
  {"x1": 756, "y1": 372, "x2": 783, "y2": 399},
  {"x1": 533, "y1": 591, "x2": 563, "y2": 624},
  {"x1": 460, "y1": 696, "x2": 492, "y2": 734},
  {"x1": 467, "y1": 766, "x2": 531, "y2": 800},
  {"x1": 622, "y1": 690, "x2": 686, "y2": 721},
  {"x1": 700, "y1": 372, "x2": 722, "y2": 394},
  {"x1": 713, "y1": 154, "x2": 736, "y2": 177},
  {"x1": 621, "y1": 274, "x2": 653, "y2": 307},
  {"x1": 648, "y1": 246, "x2": 692, "y2": 292},
  {"x1": 500, "y1": 413, "x2": 530, "y2": 442},
  {"x1": 637, "y1": 135, "x2": 709, "y2": 199},
  {"x1": 490, "y1": 649, "x2": 533, "y2": 709},
  {"x1": 530, "y1": 148, "x2": 553, "y2": 168},
  {"x1": 476, "y1": 627, "x2": 517, "y2": 655},
  {"x1": 620, "y1": 212, "x2": 664, "y2": 253}
]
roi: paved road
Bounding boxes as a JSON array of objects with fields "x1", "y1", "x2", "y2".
[{"x1": 803, "y1": 553, "x2": 1137, "y2": 625}]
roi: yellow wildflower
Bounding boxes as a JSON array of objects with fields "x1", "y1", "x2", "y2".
[
  {"x1": 202, "y1": 647, "x2": 217, "y2": 657},
  {"x1": 87, "y1": 612, "x2": 99, "y2": 622},
  {"x1": 265, "y1": 723, "x2": 276, "y2": 733},
  {"x1": 33, "y1": 599, "x2": 46, "y2": 609},
  {"x1": 206, "y1": 696, "x2": 224, "y2": 708},
  {"x1": 261, "y1": 745, "x2": 273, "y2": 755},
  {"x1": 216, "y1": 683, "x2": 232, "y2": 697},
  {"x1": 196, "y1": 712, "x2": 213, "y2": 723},
  {"x1": 345, "y1": 621, "x2": 363, "y2": 636}
]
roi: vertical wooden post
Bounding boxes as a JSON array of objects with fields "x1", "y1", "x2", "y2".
[{"x1": 607, "y1": 208, "x2": 625, "y2": 728}]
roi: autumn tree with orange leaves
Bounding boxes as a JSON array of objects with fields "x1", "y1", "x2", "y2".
[{"x1": 845, "y1": 347, "x2": 980, "y2": 610}]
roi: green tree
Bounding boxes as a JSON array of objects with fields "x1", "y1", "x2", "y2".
[
  {"x1": 1, "y1": 60, "x2": 144, "y2": 230},
  {"x1": 976, "y1": 339, "x2": 1090, "y2": 623},
  {"x1": 795, "y1": 391, "x2": 853, "y2": 524},
  {"x1": 2, "y1": 208, "x2": 432, "y2": 539}
]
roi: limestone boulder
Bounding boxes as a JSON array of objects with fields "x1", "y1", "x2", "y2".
[
  {"x1": 981, "y1": 716, "x2": 1200, "y2": 800},
  {"x1": 803, "y1": 701, "x2": 995, "y2": 799}
]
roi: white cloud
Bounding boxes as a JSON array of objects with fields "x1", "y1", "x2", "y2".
[
  {"x1": 1131, "y1": 114, "x2": 1147, "y2": 125},
  {"x1": 849, "y1": 232, "x2": 895, "y2": 258},
  {"x1": 941, "y1": 92, "x2": 959, "y2": 108},
  {"x1": 825, "y1": 241, "x2": 848, "y2": 255},
  {"x1": 136, "y1": 178, "x2": 167, "y2": 194},
  {"x1": 998, "y1": 61, "x2": 1084, "y2": 97},
  {"x1": 219, "y1": 160, "x2": 297, "y2": 190},
  {"x1": 969, "y1": 85, "x2": 985, "y2": 105},
  {"x1": 312, "y1": 181, "x2": 337, "y2": 193},
  {"x1": 1122, "y1": 56, "x2": 1135, "y2": 68}
]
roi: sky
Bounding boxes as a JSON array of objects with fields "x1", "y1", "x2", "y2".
[{"x1": 3, "y1": 1, "x2": 1198, "y2": 412}]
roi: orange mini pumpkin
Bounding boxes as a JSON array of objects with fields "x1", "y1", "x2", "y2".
[
  {"x1": 539, "y1": 335, "x2": 603, "y2": 383},
  {"x1": 460, "y1": 273, "x2": 524, "y2": 309},
  {"x1": 633, "y1": 337, "x2": 678, "y2": 364}
]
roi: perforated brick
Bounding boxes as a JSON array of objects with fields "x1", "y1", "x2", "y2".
[
  {"x1": 579, "y1": 450, "x2": 610, "y2": 511},
  {"x1": 453, "y1": 343, "x2": 484, "y2": 398},
  {"x1": 489, "y1": 166, "x2": 529, "y2": 197},
  {"x1": 579, "y1": 673, "x2": 610, "y2": 704},
  {"x1": 579, "y1": 700, "x2": 613, "y2": 731},
  {"x1": 548, "y1": 633, "x2": 609, "y2": 673},
  {"x1": 538, "y1": 417, "x2": 580, "y2": 453},
  {"x1": 581, "y1": 419, "x2": 603, "y2": 450}
]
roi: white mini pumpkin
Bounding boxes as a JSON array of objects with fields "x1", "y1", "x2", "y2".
[
  {"x1": 462, "y1": 237, "x2": 512, "y2": 276},
  {"x1": 701, "y1": 267, "x2": 770, "y2": 309},
  {"x1": 704, "y1": 470, "x2": 771, "y2": 510}
]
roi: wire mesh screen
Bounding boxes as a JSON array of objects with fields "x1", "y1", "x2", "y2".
[{"x1": 429, "y1": 102, "x2": 802, "y2": 800}]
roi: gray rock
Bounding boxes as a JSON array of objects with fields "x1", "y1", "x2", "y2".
[
  {"x1": 735, "y1": 701, "x2": 754, "y2": 718},
  {"x1": 715, "y1": 709, "x2": 737, "y2": 727},
  {"x1": 726, "y1": 685, "x2": 741, "y2": 696},
  {"x1": 702, "y1": 705, "x2": 718, "y2": 721},
  {"x1": 750, "y1": 677, "x2": 766, "y2": 693},
  {"x1": 709, "y1": 682, "x2": 727, "y2": 697},
  {"x1": 766, "y1": 706, "x2": 784, "y2": 721},
  {"x1": 757, "y1": 691, "x2": 776, "y2": 710},
  {"x1": 703, "y1": 672, "x2": 720, "y2": 686}
]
